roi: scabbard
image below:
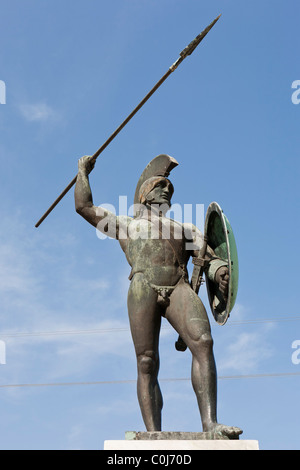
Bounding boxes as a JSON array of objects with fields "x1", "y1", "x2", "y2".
[{"x1": 175, "y1": 235, "x2": 208, "y2": 352}]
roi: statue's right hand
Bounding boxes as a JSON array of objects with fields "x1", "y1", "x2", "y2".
[{"x1": 78, "y1": 155, "x2": 96, "y2": 175}]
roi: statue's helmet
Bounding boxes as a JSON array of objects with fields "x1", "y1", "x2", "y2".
[
  {"x1": 133, "y1": 154, "x2": 178, "y2": 214},
  {"x1": 138, "y1": 176, "x2": 174, "y2": 205}
]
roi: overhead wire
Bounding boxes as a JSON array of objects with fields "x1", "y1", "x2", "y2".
[
  {"x1": 1, "y1": 317, "x2": 299, "y2": 389},
  {"x1": 1, "y1": 316, "x2": 300, "y2": 339},
  {"x1": 0, "y1": 372, "x2": 299, "y2": 389}
]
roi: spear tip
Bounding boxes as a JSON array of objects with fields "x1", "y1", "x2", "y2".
[{"x1": 180, "y1": 13, "x2": 222, "y2": 59}]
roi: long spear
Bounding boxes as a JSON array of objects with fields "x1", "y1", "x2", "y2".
[{"x1": 35, "y1": 14, "x2": 221, "y2": 228}]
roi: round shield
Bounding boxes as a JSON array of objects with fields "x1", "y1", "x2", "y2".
[{"x1": 204, "y1": 202, "x2": 239, "y2": 325}]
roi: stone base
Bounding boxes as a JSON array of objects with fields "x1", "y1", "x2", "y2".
[
  {"x1": 125, "y1": 431, "x2": 236, "y2": 441},
  {"x1": 104, "y1": 432, "x2": 259, "y2": 450}
]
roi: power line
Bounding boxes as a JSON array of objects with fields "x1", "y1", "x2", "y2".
[
  {"x1": 229, "y1": 316, "x2": 300, "y2": 326},
  {"x1": 1, "y1": 316, "x2": 300, "y2": 339},
  {"x1": 0, "y1": 327, "x2": 132, "y2": 338},
  {"x1": 0, "y1": 372, "x2": 299, "y2": 389}
]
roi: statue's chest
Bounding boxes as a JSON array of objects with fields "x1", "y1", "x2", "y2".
[{"x1": 126, "y1": 218, "x2": 187, "y2": 265}]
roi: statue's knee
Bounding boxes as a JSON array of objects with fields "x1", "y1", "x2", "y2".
[
  {"x1": 187, "y1": 320, "x2": 214, "y2": 347},
  {"x1": 137, "y1": 351, "x2": 158, "y2": 375},
  {"x1": 196, "y1": 332, "x2": 214, "y2": 350}
]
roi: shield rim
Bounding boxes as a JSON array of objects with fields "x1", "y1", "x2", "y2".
[{"x1": 204, "y1": 201, "x2": 238, "y2": 325}]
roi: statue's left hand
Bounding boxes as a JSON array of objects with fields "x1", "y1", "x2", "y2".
[{"x1": 215, "y1": 266, "x2": 229, "y2": 299}]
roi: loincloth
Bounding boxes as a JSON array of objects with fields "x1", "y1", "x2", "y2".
[
  {"x1": 129, "y1": 270, "x2": 188, "y2": 309},
  {"x1": 149, "y1": 283, "x2": 177, "y2": 308}
]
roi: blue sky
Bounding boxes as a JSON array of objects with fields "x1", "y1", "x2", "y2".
[{"x1": 0, "y1": 0, "x2": 300, "y2": 450}]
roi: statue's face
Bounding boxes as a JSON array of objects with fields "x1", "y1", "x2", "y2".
[{"x1": 145, "y1": 179, "x2": 174, "y2": 207}]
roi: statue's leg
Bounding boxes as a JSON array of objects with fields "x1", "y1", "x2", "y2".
[
  {"x1": 165, "y1": 281, "x2": 218, "y2": 432},
  {"x1": 127, "y1": 273, "x2": 163, "y2": 431}
]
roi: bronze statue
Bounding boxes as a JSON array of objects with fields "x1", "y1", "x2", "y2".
[
  {"x1": 32, "y1": 12, "x2": 242, "y2": 441},
  {"x1": 74, "y1": 153, "x2": 242, "y2": 439}
]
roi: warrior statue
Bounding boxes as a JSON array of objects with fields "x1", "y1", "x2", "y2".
[{"x1": 74, "y1": 153, "x2": 242, "y2": 439}]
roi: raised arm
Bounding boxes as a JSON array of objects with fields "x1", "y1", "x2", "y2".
[
  {"x1": 75, "y1": 155, "x2": 106, "y2": 226},
  {"x1": 75, "y1": 156, "x2": 130, "y2": 241}
]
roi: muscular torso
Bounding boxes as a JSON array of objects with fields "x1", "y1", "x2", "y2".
[{"x1": 119, "y1": 211, "x2": 191, "y2": 286}]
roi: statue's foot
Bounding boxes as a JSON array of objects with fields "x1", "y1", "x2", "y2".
[{"x1": 208, "y1": 423, "x2": 243, "y2": 440}]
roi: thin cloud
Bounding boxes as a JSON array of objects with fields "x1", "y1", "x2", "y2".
[
  {"x1": 217, "y1": 329, "x2": 273, "y2": 374},
  {"x1": 19, "y1": 102, "x2": 60, "y2": 123}
]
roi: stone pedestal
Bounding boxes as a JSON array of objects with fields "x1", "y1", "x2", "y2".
[{"x1": 104, "y1": 431, "x2": 259, "y2": 450}]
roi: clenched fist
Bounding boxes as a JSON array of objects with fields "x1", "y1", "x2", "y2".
[
  {"x1": 215, "y1": 266, "x2": 229, "y2": 300},
  {"x1": 78, "y1": 155, "x2": 96, "y2": 175}
]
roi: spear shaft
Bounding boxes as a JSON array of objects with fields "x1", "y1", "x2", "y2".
[{"x1": 35, "y1": 14, "x2": 221, "y2": 228}]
